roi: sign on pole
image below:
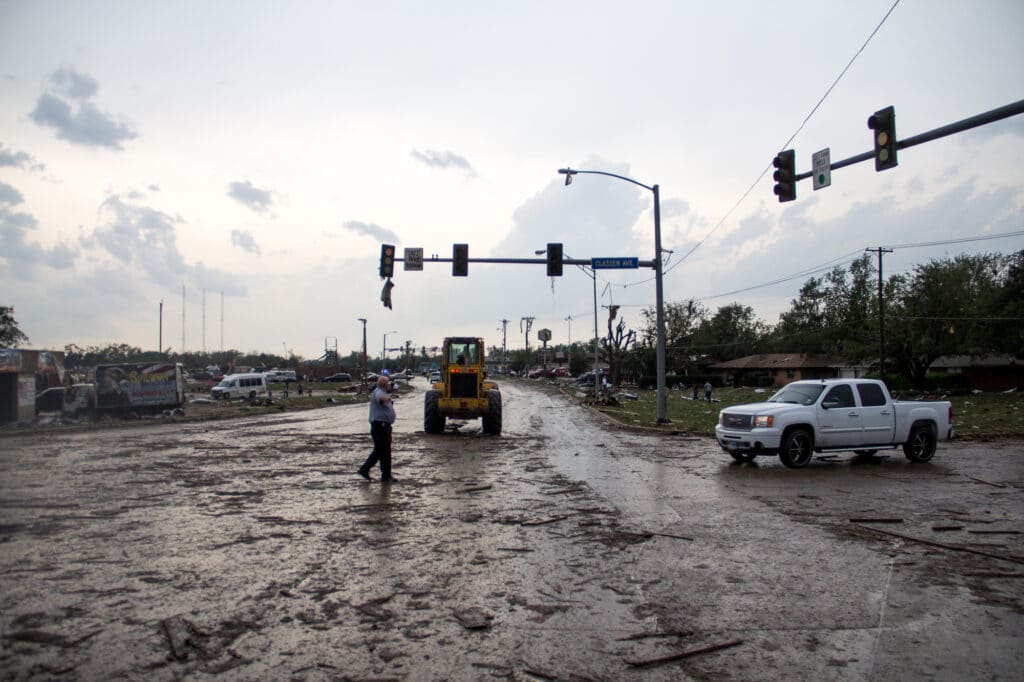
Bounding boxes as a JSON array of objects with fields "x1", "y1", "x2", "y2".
[
  {"x1": 404, "y1": 247, "x2": 423, "y2": 271},
  {"x1": 812, "y1": 148, "x2": 831, "y2": 191},
  {"x1": 591, "y1": 257, "x2": 639, "y2": 270}
]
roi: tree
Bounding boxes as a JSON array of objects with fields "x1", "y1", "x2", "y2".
[
  {"x1": 887, "y1": 253, "x2": 1006, "y2": 386},
  {"x1": 0, "y1": 306, "x2": 29, "y2": 347},
  {"x1": 640, "y1": 298, "x2": 707, "y2": 373},
  {"x1": 601, "y1": 317, "x2": 636, "y2": 386},
  {"x1": 693, "y1": 303, "x2": 766, "y2": 361}
]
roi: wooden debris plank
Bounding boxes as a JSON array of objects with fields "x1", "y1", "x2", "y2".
[{"x1": 626, "y1": 638, "x2": 743, "y2": 667}]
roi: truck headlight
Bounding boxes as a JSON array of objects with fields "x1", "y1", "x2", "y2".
[{"x1": 753, "y1": 415, "x2": 774, "y2": 428}]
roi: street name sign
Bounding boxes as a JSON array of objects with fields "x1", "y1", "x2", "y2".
[{"x1": 591, "y1": 257, "x2": 639, "y2": 269}]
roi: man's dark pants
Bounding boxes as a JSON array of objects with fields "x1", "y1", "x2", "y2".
[{"x1": 360, "y1": 421, "x2": 392, "y2": 480}]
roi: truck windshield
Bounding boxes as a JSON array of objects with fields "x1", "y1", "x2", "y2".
[{"x1": 768, "y1": 384, "x2": 825, "y2": 406}]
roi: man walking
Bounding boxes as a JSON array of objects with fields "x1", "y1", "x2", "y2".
[{"x1": 357, "y1": 375, "x2": 396, "y2": 482}]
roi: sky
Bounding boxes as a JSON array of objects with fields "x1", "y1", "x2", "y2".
[{"x1": 2, "y1": 0, "x2": 1023, "y2": 363}]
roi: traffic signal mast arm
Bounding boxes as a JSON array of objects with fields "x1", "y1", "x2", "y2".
[
  {"x1": 782, "y1": 99, "x2": 1024, "y2": 190},
  {"x1": 382, "y1": 254, "x2": 657, "y2": 268}
]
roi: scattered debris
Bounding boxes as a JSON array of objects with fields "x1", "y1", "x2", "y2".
[
  {"x1": 932, "y1": 525, "x2": 965, "y2": 532},
  {"x1": 854, "y1": 524, "x2": 1024, "y2": 565},
  {"x1": 849, "y1": 518, "x2": 903, "y2": 524},
  {"x1": 461, "y1": 484, "x2": 493, "y2": 493},
  {"x1": 626, "y1": 638, "x2": 743, "y2": 668},
  {"x1": 521, "y1": 515, "x2": 569, "y2": 526},
  {"x1": 965, "y1": 475, "x2": 1007, "y2": 488},
  {"x1": 617, "y1": 629, "x2": 694, "y2": 641},
  {"x1": 452, "y1": 607, "x2": 493, "y2": 630},
  {"x1": 162, "y1": 616, "x2": 194, "y2": 660}
]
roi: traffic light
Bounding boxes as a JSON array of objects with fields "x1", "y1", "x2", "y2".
[
  {"x1": 867, "y1": 105, "x2": 898, "y2": 171},
  {"x1": 772, "y1": 150, "x2": 796, "y2": 202},
  {"x1": 546, "y1": 242, "x2": 563, "y2": 277},
  {"x1": 380, "y1": 279, "x2": 394, "y2": 309},
  {"x1": 379, "y1": 243, "x2": 395, "y2": 278},
  {"x1": 452, "y1": 243, "x2": 468, "y2": 276}
]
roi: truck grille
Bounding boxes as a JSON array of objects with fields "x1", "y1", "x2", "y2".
[
  {"x1": 450, "y1": 373, "x2": 478, "y2": 398},
  {"x1": 721, "y1": 413, "x2": 753, "y2": 431}
]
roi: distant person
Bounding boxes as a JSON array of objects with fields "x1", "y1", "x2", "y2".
[
  {"x1": 357, "y1": 375, "x2": 397, "y2": 483},
  {"x1": 692, "y1": 384, "x2": 699, "y2": 401},
  {"x1": 704, "y1": 381, "x2": 713, "y2": 402}
]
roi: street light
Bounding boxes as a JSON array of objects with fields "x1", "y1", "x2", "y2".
[
  {"x1": 558, "y1": 167, "x2": 668, "y2": 423},
  {"x1": 537, "y1": 249, "x2": 600, "y2": 399},
  {"x1": 382, "y1": 330, "x2": 397, "y2": 372},
  {"x1": 357, "y1": 318, "x2": 367, "y2": 381}
]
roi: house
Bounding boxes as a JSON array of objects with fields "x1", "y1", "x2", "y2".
[
  {"x1": 709, "y1": 354, "x2": 848, "y2": 388},
  {"x1": 929, "y1": 355, "x2": 1023, "y2": 392},
  {"x1": 0, "y1": 349, "x2": 68, "y2": 424}
]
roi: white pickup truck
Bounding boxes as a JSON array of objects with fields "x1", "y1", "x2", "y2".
[{"x1": 715, "y1": 379, "x2": 954, "y2": 468}]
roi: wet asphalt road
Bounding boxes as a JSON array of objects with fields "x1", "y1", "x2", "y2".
[{"x1": 0, "y1": 378, "x2": 1021, "y2": 680}]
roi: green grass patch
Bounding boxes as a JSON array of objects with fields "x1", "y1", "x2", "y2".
[{"x1": 564, "y1": 384, "x2": 1024, "y2": 438}]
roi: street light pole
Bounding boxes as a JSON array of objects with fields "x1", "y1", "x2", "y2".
[
  {"x1": 357, "y1": 318, "x2": 367, "y2": 381},
  {"x1": 558, "y1": 167, "x2": 669, "y2": 423},
  {"x1": 382, "y1": 330, "x2": 397, "y2": 372}
]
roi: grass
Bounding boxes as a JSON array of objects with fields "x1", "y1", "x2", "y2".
[{"x1": 555, "y1": 382, "x2": 1024, "y2": 439}]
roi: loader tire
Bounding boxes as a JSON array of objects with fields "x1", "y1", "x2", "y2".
[
  {"x1": 424, "y1": 390, "x2": 445, "y2": 434},
  {"x1": 482, "y1": 389, "x2": 502, "y2": 436}
]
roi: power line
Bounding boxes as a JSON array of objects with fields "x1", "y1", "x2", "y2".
[{"x1": 666, "y1": 0, "x2": 902, "y2": 273}]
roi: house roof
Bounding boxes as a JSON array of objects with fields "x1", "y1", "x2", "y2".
[
  {"x1": 709, "y1": 353, "x2": 847, "y2": 370},
  {"x1": 929, "y1": 354, "x2": 1022, "y2": 369}
]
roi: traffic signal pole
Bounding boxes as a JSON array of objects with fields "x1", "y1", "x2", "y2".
[{"x1": 789, "y1": 99, "x2": 1024, "y2": 186}]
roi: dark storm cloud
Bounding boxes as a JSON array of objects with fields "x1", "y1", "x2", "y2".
[
  {"x1": 88, "y1": 195, "x2": 246, "y2": 295},
  {"x1": 411, "y1": 148, "x2": 477, "y2": 176},
  {"x1": 28, "y1": 67, "x2": 138, "y2": 150},
  {"x1": 342, "y1": 220, "x2": 400, "y2": 243},
  {"x1": 226, "y1": 180, "x2": 276, "y2": 215},
  {"x1": 231, "y1": 229, "x2": 261, "y2": 254},
  {"x1": 0, "y1": 143, "x2": 44, "y2": 171}
]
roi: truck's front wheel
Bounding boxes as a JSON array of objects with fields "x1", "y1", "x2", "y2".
[
  {"x1": 424, "y1": 390, "x2": 445, "y2": 434},
  {"x1": 903, "y1": 424, "x2": 936, "y2": 462},
  {"x1": 779, "y1": 428, "x2": 814, "y2": 468}
]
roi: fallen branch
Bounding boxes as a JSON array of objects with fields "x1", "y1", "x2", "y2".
[
  {"x1": 461, "y1": 484, "x2": 493, "y2": 493},
  {"x1": 626, "y1": 639, "x2": 743, "y2": 668},
  {"x1": 617, "y1": 629, "x2": 694, "y2": 641},
  {"x1": 854, "y1": 524, "x2": 1024, "y2": 565},
  {"x1": 965, "y1": 475, "x2": 1007, "y2": 488},
  {"x1": 651, "y1": 532, "x2": 695, "y2": 541}
]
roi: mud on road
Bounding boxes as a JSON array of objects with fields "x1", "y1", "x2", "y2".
[{"x1": 1, "y1": 379, "x2": 1022, "y2": 680}]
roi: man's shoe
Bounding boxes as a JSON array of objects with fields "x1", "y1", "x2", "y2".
[
  {"x1": 381, "y1": 476, "x2": 396, "y2": 483},
  {"x1": 356, "y1": 469, "x2": 371, "y2": 481}
]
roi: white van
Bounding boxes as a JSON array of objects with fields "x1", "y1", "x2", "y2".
[{"x1": 211, "y1": 373, "x2": 271, "y2": 400}]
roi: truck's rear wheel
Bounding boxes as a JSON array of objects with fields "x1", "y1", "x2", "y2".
[
  {"x1": 779, "y1": 428, "x2": 814, "y2": 468},
  {"x1": 424, "y1": 390, "x2": 445, "y2": 434},
  {"x1": 903, "y1": 424, "x2": 936, "y2": 462},
  {"x1": 482, "y1": 390, "x2": 502, "y2": 435}
]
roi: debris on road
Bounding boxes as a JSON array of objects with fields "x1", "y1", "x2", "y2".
[{"x1": 625, "y1": 638, "x2": 743, "y2": 668}]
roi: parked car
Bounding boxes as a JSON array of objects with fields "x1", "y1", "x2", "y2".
[
  {"x1": 429, "y1": 371, "x2": 441, "y2": 383},
  {"x1": 323, "y1": 373, "x2": 352, "y2": 382}
]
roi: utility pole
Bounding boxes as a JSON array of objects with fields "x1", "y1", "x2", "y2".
[
  {"x1": 565, "y1": 315, "x2": 572, "y2": 348},
  {"x1": 499, "y1": 319, "x2": 509, "y2": 367},
  {"x1": 520, "y1": 317, "x2": 534, "y2": 369},
  {"x1": 866, "y1": 247, "x2": 893, "y2": 382},
  {"x1": 158, "y1": 300, "x2": 163, "y2": 355}
]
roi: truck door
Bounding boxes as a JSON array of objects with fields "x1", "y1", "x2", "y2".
[
  {"x1": 816, "y1": 384, "x2": 861, "y2": 446},
  {"x1": 855, "y1": 382, "x2": 895, "y2": 445}
]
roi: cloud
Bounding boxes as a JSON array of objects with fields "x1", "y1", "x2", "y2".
[
  {"x1": 231, "y1": 229, "x2": 261, "y2": 254},
  {"x1": 411, "y1": 148, "x2": 477, "y2": 177},
  {"x1": 28, "y1": 67, "x2": 138, "y2": 150},
  {"x1": 0, "y1": 204, "x2": 78, "y2": 277},
  {"x1": 48, "y1": 65, "x2": 99, "y2": 100},
  {"x1": 226, "y1": 180, "x2": 276, "y2": 215},
  {"x1": 87, "y1": 195, "x2": 246, "y2": 295},
  {"x1": 0, "y1": 143, "x2": 45, "y2": 171},
  {"x1": 342, "y1": 220, "x2": 400, "y2": 243},
  {"x1": 0, "y1": 181, "x2": 24, "y2": 205}
]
